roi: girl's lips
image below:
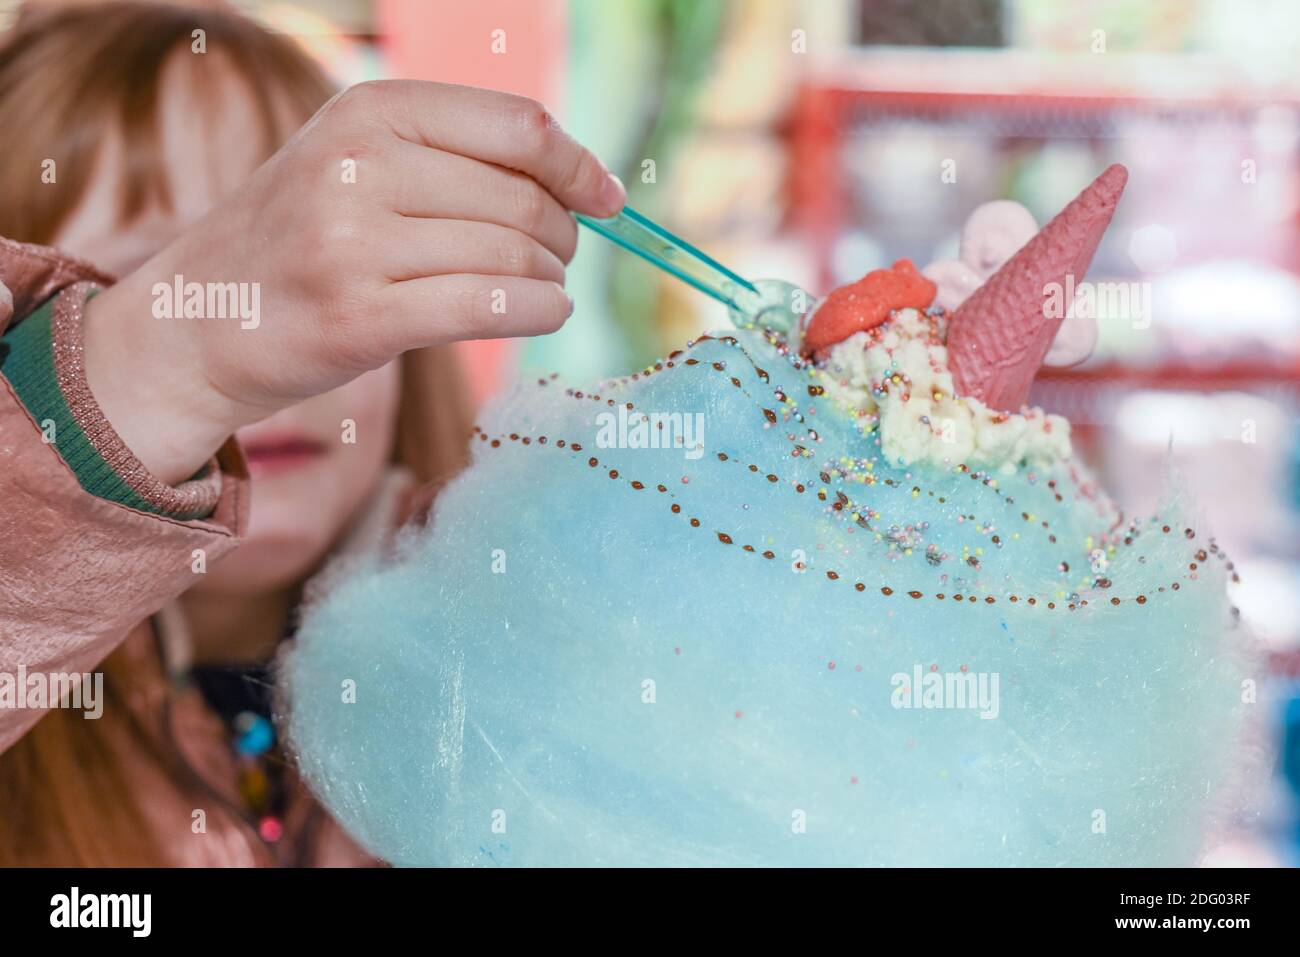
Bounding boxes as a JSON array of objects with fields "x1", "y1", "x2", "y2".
[{"x1": 240, "y1": 433, "x2": 329, "y2": 477}]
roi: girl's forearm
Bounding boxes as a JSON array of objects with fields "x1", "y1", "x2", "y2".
[{"x1": 81, "y1": 273, "x2": 246, "y2": 487}]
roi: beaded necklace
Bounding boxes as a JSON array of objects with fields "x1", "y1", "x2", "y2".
[{"x1": 189, "y1": 661, "x2": 288, "y2": 845}]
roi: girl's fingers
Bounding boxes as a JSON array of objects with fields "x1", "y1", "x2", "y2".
[
  {"x1": 356, "y1": 80, "x2": 625, "y2": 217},
  {"x1": 382, "y1": 274, "x2": 574, "y2": 349},
  {"x1": 383, "y1": 217, "x2": 566, "y2": 286},
  {"x1": 389, "y1": 142, "x2": 578, "y2": 262}
]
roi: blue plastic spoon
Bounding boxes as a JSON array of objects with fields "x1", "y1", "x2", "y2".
[{"x1": 576, "y1": 205, "x2": 811, "y2": 336}]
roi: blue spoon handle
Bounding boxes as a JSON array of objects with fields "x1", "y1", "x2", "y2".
[
  {"x1": 576, "y1": 206, "x2": 759, "y2": 312},
  {"x1": 576, "y1": 205, "x2": 813, "y2": 335}
]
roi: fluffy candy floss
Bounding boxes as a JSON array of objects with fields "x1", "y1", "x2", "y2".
[
  {"x1": 282, "y1": 324, "x2": 1251, "y2": 867},
  {"x1": 282, "y1": 166, "x2": 1252, "y2": 866}
]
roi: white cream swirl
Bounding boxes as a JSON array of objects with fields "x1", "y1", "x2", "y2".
[{"x1": 817, "y1": 308, "x2": 1071, "y2": 473}]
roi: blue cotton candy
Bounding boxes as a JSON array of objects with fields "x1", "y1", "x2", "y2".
[{"x1": 282, "y1": 328, "x2": 1251, "y2": 866}]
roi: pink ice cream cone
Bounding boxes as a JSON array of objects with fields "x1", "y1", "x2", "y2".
[{"x1": 947, "y1": 163, "x2": 1128, "y2": 410}]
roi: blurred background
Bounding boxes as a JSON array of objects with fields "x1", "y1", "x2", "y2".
[{"x1": 3, "y1": 0, "x2": 1298, "y2": 864}]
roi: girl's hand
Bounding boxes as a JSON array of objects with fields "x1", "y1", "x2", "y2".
[{"x1": 81, "y1": 81, "x2": 624, "y2": 484}]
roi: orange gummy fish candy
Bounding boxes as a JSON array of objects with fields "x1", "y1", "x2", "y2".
[{"x1": 802, "y1": 258, "x2": 936, "y2": 355}]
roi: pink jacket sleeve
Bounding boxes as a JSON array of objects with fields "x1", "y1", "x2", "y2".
[{"x1": 0, "y1": 237, "x2": 249, "y2": 753}]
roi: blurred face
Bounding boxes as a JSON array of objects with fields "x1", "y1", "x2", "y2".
[{"x1": 54, "y1": 51, "x2": 400, "y2": 594}]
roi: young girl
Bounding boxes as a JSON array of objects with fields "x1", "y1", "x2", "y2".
[{"x1": 0, "y1": 1, "x2": 623, "y2": 865}]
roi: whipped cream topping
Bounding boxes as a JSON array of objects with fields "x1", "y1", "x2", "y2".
[{"x1": 816, "y1": 308, "x2": 1071, "y2": 473}]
